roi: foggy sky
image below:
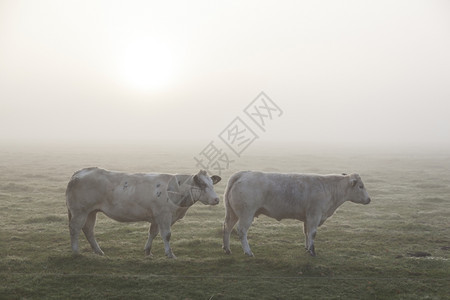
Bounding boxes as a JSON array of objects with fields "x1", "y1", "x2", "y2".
[{"x1": 1, "y1": 0, "x2": 450, "y2": 151}]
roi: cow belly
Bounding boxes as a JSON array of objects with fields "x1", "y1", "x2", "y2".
[
  {"x1": 255, "y1": 205, "x2": 302, "y2": 221},
  {"x1": 101, "y1": 203, "x2": 153, "y2": 222},
  {"x1": 254, "y1": 207, "x2": 288, "y2": 221}
]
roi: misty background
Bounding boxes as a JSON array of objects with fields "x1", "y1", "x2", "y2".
[{"x1": 1, "y1": 0, "x2": 449, "y2": 153}]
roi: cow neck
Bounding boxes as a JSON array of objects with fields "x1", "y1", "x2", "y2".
[
  {"x1": 341, "y1": 178, "x2": 352, "y2": 203},
  {"x1": 327, "y1": 177, "x2": 349, "y2": 215},
  {"x1": 177, "y1": 175, "x2": 200, "y2": 208},
  {"x1": 178, "y1": 194, "x2": 195, "y2": 208}
]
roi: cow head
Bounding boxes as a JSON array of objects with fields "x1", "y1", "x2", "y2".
[
  {"x1": 192, "y1": 170, "x2": 221, "y2": 205},
  {"x1": 347, "y1": 173, "x2": 371, "y2": 205}
]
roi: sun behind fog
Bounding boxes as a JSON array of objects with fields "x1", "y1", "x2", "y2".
[{"x1": 119, "y1": 38, "x2": 175, "y2": 92}]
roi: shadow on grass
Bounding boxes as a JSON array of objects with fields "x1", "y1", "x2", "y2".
[{"x1": 43, "y1": 251, "x2": 335, "y2": 281}]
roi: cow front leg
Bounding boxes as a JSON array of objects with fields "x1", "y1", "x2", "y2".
[
  {"x1": 305, "y1": 217, "x2": 319, "y2": 257},
  {"x1": 159, "y1": 223, "x2": 176, "y2": 259},
  {"x1": 144, "y1": 222, "x2": 159, "y2": 256}
]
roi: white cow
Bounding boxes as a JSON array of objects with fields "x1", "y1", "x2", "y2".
[
  {"x1": 222, "y1": 171, "x2": 371, "y2": 257},
  {"x1": 66, "y1": 167, "x2": 221, "y2": 258}
]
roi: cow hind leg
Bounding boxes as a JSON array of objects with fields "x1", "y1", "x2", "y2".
[
  {"x1": 303, "y1": 222, "x2": 309, "y2": 250},
  {"x1": 69, "y1": 213, "x2": 88, "y2": 255},
  {"x1": 222, "y1": 207, "x2": 238, "y2": 255},
  {"x1": 237, "y1": 216, "x2": 254, "y2": 257},
  {"x1": 82, "y1": 211, "x2": 104, "y2": 255},
  {"x1": 144, "y1": 223, "x2": 159, "y2": 256}
]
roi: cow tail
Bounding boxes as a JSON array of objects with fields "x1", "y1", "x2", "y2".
[
  {"x1": 66, "y1": 174, "x2": 79, "y2": 223},
  {"x1": 66, "y1": 183, "x2": 73, "y2": 223},
  {"x1": 224, "y1": 172, "x2": 245, "y2": 219}
]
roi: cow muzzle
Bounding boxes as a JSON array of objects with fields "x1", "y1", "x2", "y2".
[{"x1": 201, "y1": 196, "x2": 220, "y2": 205}]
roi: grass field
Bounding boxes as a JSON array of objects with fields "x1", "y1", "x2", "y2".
[{"x1": 1, "y1": 144, "x2": 449, "y2": 299}]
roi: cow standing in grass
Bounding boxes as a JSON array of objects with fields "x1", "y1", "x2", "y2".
[
  {"x1": 66, "y1": 167, "x2": 221, "y2": 258},
  {"x1": 222, "y1": 171, "x2": 371, "y2": 257}
]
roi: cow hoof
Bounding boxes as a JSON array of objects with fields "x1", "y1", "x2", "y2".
[
  {"x1": 167, "y1": 253, "x2": 177, "y2": 259},
  {"x1": 222, "y1": 246, "x2": 232, "y2": 255},
  {"x1": 308, "y1": 250, "x2": 316, "y2": 257},
  {"x1": 244, "y1": 252, "x2": 254, "y2": 257},
  {"x1": 95, "y1": 250, "x2": 105, "y2": 256}
]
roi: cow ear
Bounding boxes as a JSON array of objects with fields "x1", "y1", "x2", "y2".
[{"x1": 211, "y1": 175, "x2": 221, "y2": 185}]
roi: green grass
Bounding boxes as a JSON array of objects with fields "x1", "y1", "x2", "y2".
[{"x1": 0, "y1": 145, "x2": 449, "y2": 299}]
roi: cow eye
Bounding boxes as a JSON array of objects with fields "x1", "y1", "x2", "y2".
[{"x1": 359, "y1": 185, "x2": 364, "y2": 189}]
